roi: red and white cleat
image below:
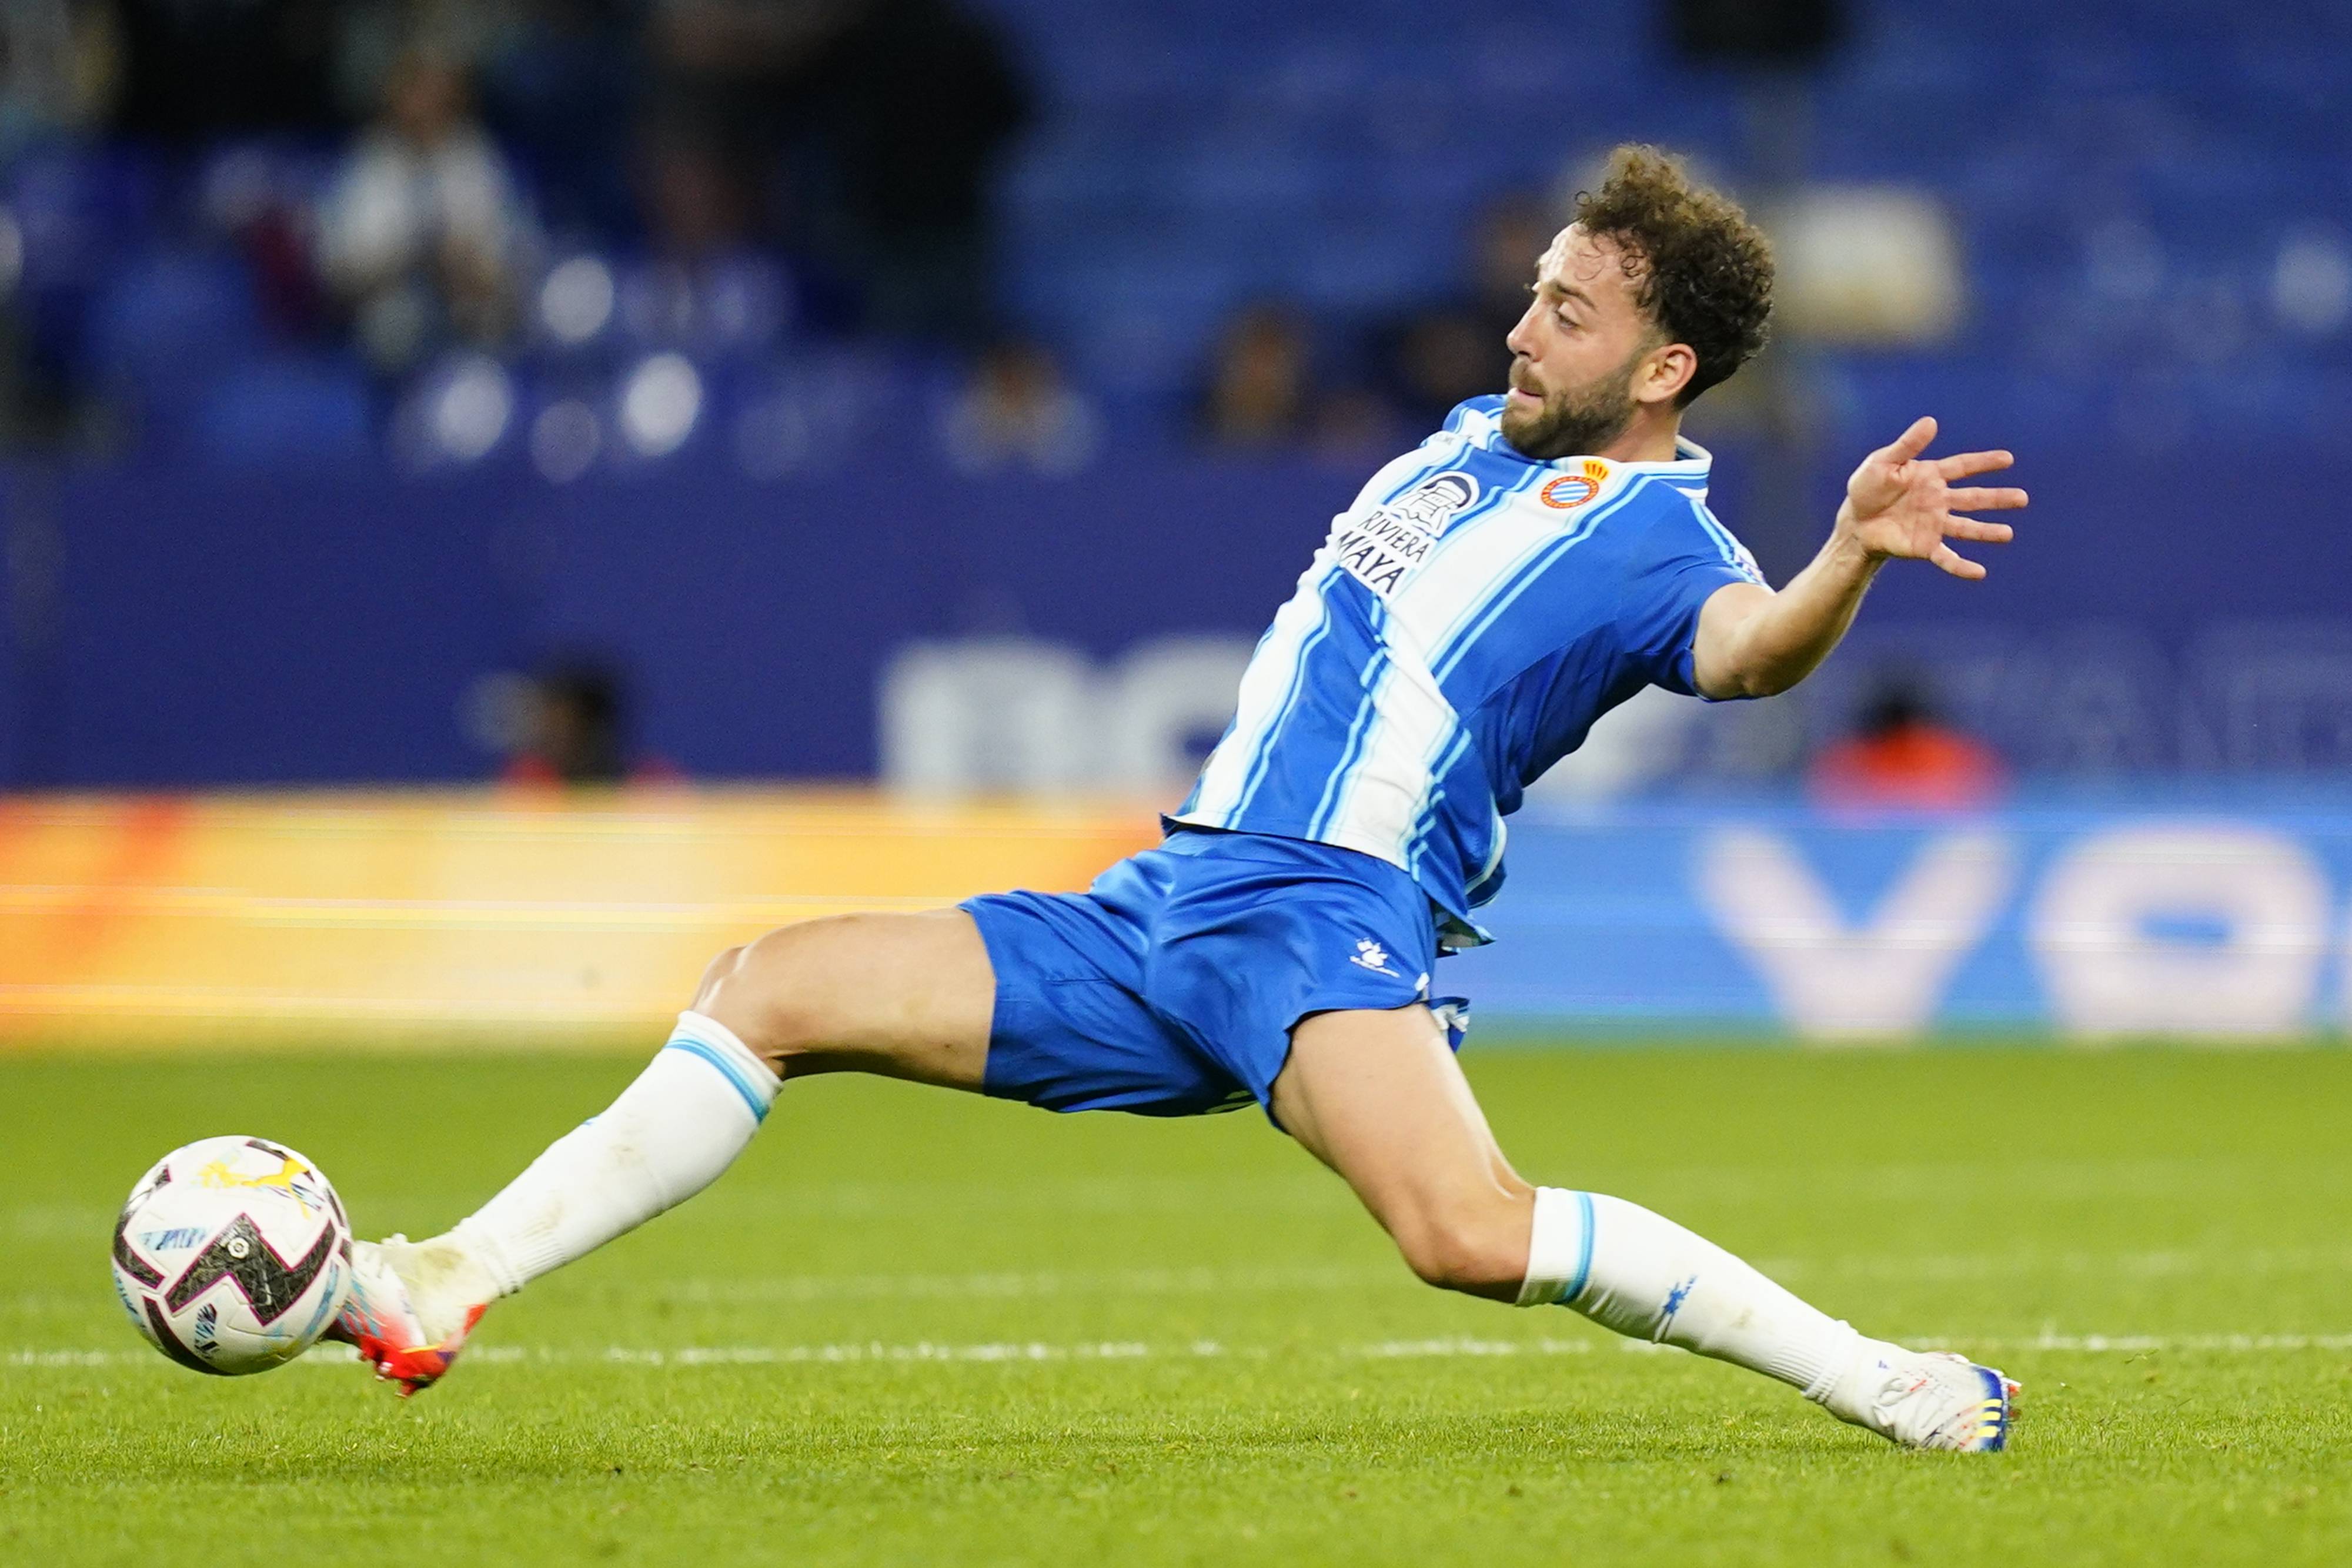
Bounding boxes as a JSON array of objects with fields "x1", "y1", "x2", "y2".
[{"x1": 323, "y1": 1235, "x2": 490, "y2": 1398}]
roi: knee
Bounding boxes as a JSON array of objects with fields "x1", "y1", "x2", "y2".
[
  {"x1": 1392, "y1": 1205, "x2": 1530, "y2": 1299},
  {"x1": 692, "y1": 945, "x2": 749, "y2": 1007},
  {"x1": 693, "y1": 925, "x2": 834, "y2": 1054}
]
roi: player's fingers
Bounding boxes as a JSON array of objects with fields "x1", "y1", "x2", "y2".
[
  {"x1": 1936, "y1": 449, "x2": 2014, "y2": 480},
  {"x1": 1883, "y1": 416, "x2": 1937, "y2": 463},
  {"x1": 1930, "y1": 543, "x2": 1987, "y2": 580},
  {"x1": 1944, "y1": 518, "x2": 2015, "y2": 544},
  {"x1": 1945, "y1": 486, "x2": 2029, "y2": 510}
]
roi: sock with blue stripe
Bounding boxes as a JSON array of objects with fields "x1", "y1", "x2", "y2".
[
  {"x1": 1516, "y1": 1188, "x2": 1860, "y2": 1402},
  {"x1": 447, "y1": 1012, "x2": 781, "y2": 1297}
]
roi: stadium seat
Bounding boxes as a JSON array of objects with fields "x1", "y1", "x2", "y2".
[
  {"x1": 83, "y1": 250, "x2": 261, "y2": 390},
  {"x1": 193, "y1": 355, "x2": 375, "y2": 464}
]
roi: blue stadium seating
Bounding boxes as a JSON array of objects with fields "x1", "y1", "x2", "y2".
[
  {"x1": 193, "y1": 356, "x2": 374, "y2": 464},
  {"x1": 2, "y1": 0, "x2": 2344, "y2": 466},
  {"x1": 83, "y1": 251, "x2": 259, "y2": 387}
]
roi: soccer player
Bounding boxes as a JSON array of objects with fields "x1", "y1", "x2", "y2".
[{"x1": 333, "y1": 146, "x2": 2027, "y2": 1450}]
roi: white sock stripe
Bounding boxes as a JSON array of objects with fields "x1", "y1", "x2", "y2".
[
  {"x1": 1567, "y1": 1190, "x2": 1595, "y2": 1304},
  {"x1": 1565, "y1": 1192, "x2": 1855, "y2": 1399},
  {"x1": 666, "y1": 1011, "x2": 781, "y2": 1121},
  {"x1": 1515, "y1": 1186, "x2": 1595, "y2": 1308},
  {"x1": 453, "y1": 1018, "x2": 779, "y2": 1298},
  {"x1": 673, "y1": 1010, "x2": 779, "y2": 1088}
]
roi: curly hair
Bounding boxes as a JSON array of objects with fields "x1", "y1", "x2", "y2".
[{"x1": 1573, "y1": 145, "x2": 1773, "y2": 407}]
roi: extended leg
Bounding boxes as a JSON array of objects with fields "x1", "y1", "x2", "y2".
[
  {"x1": 333, "y1": 910, "x2": 995, "y2": 1392},
  {"x1": 1269, "y1": 1007, "x2": 2016, "y2": 1450}
]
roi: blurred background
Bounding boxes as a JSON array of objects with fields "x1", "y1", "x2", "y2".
[{"x1": 2, "y1": 0, "x2": 2350, "y2": 1042}]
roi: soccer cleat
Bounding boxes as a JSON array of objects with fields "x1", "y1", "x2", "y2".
[
  {"x1": 1829, "y1": 1347, "x2": 2019, "y2": 1452},
  {"x1": 322, "y1": 1235, "x2": 490, "y2": 1398}
]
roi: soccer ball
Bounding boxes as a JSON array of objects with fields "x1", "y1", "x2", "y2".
[{"x1": 110, "y1": 1136, "x2": 355, "y2": 1376}]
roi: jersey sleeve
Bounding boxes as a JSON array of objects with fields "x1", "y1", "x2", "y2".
[{"x1": 1616, "y1": 499, "x2": 1768, "y2": 699}]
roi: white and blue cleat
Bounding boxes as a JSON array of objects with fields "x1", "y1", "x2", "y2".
[{"x1": 1838, "y1": 1348, "x2": 2019, "y2": 1452}]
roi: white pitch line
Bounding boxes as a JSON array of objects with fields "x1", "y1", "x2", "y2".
[
  {"x1": 13, "y1": 1332, "x2": 2352, "y2": 1372},
  {"x1": 18, "y1": 1246, "x2": 2352, "y2": 1318},
  {"x1": 1938, "y1": 1332, "x2": 2352, "y2": 1353}
]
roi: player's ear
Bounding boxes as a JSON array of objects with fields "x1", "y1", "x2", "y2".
[{"x1": 1638, "y1": 342, "x2": 1696, "y2": 408}]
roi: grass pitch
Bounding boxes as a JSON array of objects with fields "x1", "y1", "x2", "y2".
[{"x1": 4, "y1": 1043, "x2": 2350, "y2": 1566}]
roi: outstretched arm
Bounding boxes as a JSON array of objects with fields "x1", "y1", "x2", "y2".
[{"x1": 1689, "y1": 417, "x2": 2027, "y2": 700}]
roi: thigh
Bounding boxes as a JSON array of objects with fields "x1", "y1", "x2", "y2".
[
  {"x1": 696, "y1": 908, "x2": 995, "y2": 1092},
  {"x1": 964, "y1": 883, "x2": 1251, "y2": 1117},
  {"x1": 1143, "y1": 841, "x2": 1446, "y2": 1114},
  {"x1": 1271, "y1": 1006, "x2": 1528, "y2": 1251}
]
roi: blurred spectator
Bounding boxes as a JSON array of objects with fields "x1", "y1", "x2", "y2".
[
  {"x1": 613, "y1": 114, "x2": 832, "y2": 351},
  {"x1": 318, "y1": 48, "x2": 534, "y2": 373},
  {"x1": 640, "y1": 0, "x2": 1029, "y2": 340},
  {"x1": 199, "y1": 147, "x2": 333, "y2": 342},
  {"x1": 1201, "y1": 304, "x2": 1310, "y2": 449},
  {"x1": 1199, "y1": 303, "x2": 1403, "y2": 456},
  {"x1": 639, "y1": 119, "x2": 753, "y2": 262},
  {"x1": 1770, "y1": 187, "x2": 1962, "y2": 347},
  {"x1": 942, "y1": 336, "x2": 1098, "y2": 474},
  {"x1": 646, "y1": 0, "x2": 848, "y2": 142},
  {"x1": 1, "y1": 0, "x2": 119, "y2": 157},
  {"x1": 1809, "y1": 679, "x2": 2006, "y2": 810},
  {"x1": 1375, "y1": 194, "x2": 1554, "y2": 428},
  {"x1": 500, "y1": 664, "x2": 681, "y2": 787}
]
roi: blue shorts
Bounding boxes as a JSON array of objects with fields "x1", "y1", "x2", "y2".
[{"x1": 963, "y1": 827, "x2": 1468, "y2": 1119}]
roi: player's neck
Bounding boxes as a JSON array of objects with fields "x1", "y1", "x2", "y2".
[{"x1": 1596, "y1": 410, "x2": 1683, "y2": 466}]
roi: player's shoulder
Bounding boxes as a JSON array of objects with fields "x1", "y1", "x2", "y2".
[
  {"x1": 1634, "y1": 487, "x2": 1763, "y2": 581},
  {"x1": 1556, "y1": 447, "x2": 1763, "y2": 580},
  {"x1": 1441, "y1": 395, "x2": 1509, "y2": 437}
]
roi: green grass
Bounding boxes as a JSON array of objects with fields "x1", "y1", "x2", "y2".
[{"x1": 4, "y1": 1045, "x2": 2351, "y2": 1565}]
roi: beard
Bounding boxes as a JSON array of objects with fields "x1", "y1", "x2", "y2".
[{"x1": 1497, "y1": 352, "x2": 1642, "y2": 461}]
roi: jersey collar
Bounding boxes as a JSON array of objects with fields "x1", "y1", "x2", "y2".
[
  {"x1": 1509, "y1": 432, "x2": 1712, "y2": 479},
  {"x1": 1610, "y1": 434, "x2": 1712, "y2": 477},
  {"x1": 1462, "y1": 400, "x2": 1712, "y2": 481}
]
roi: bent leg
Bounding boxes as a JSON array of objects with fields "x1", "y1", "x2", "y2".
[
  {"x1": 1271, "y1": 1006, "x2": 1532, "y2": 1300},
  {"x1": 1273, "y1": 1008, "x2": 1860, "y2": 1395},
  {"x1": 695, "y1": 908, "x2": 995, "y2": 1089}
]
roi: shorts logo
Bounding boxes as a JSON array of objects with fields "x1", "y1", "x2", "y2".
[
  {"x1": 1349, "y1": 939, "x2": 1400, "y2": 977},
  {"x1": 1329, "y1": 471, "x2": 1481, "y2": 599},
  {"x1": 1542, "y1": 461, "x2": 1610, "y2": 510}
]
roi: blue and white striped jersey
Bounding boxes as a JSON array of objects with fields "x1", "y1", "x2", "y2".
[{"x1": 1170, "y1": 395, "x2": 1764, "y2": 947}]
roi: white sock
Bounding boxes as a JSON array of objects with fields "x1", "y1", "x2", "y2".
[
  {"x1": 446, "y1": 1012, "x2": 781, "y2": 1297},
  {"x1": 1516, "y1": 1187, "x2": 1863, "y2": 1402}
]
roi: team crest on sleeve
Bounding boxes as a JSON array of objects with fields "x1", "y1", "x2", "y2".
[{"x1": 1329, "y1": 470, "x2": 1480, "y2": 598}]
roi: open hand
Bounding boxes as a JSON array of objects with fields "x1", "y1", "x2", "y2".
[{"x1": 1838, "y1": 416, "x2": 2027, "y2": 580}]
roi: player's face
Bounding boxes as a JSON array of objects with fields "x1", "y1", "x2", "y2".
[{"x1": 1499, "y1": 226, "x2": 1665, "y2": 460}]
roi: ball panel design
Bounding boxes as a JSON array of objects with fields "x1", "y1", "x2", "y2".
[{"x1": 110, "y1": 1135, "x2": 355, "y2": 1377}]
